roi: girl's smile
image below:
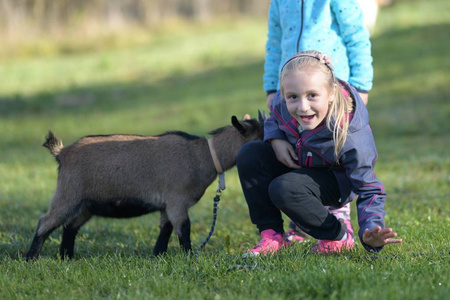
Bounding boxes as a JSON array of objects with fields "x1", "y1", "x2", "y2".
[{"x1": 299, "y1": 115, "x2": 315, "y2": 122}]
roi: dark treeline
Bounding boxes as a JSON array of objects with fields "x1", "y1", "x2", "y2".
[{"x1": 0, "y1": 0, "x2": 270, "y2": 37}]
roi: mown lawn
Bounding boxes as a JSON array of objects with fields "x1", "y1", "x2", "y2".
[{"x1": 0, "y1": 0, "x2": 449, "y2": 299}]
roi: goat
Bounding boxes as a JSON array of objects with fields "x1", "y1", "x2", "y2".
[{"x1": 25, "y1": 114, "x2": 264, "y2": 260}]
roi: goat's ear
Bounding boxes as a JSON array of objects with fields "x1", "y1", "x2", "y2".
[
  {"x1": 258, "y1": 110, "x2": 266, "y2": 125},
  {"x1": 232, "y1": 116, "x2": 246, "y2": 134}
]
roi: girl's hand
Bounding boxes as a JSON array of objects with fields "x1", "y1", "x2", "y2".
[
  {"x1": 358, "y1": 92, "x2": 369, "y2": 105},
  {"x1": 271, "y1": 139, "x2": 301, "y2": 169},
  {"x1": 267, "y1": 93, "x2": 276, "y2": 108},
  {"x1": 362, "y1": 226, "x2": 403, "y2": 248}
]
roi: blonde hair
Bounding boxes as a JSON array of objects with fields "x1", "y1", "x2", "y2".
[{"x1": 280, "y1": 50, "x2": 354, "y2": 161}]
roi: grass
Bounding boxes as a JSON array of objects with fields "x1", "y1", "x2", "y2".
[{"x1": 0, "y1": 0, "x2": 449, "y2": 299}]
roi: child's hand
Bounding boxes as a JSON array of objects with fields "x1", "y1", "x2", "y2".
[
  {"x1": 267, "y1": 93, "x2": 276, "y2": 108},
  {"x1": 362, "y1": 226, "x2": 403, "y2": 248},
  {"x1": 271, "y1": 139, "x2": 301, "y2": 169}
]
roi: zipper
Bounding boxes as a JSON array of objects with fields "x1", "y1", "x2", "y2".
[
  {"x1": 305, "y1": 152, "x2": 313, "y2": 168},
  {"x1": 296, "y1": 124, "x2": 327, "y2": 168},
  {"x1": 296, "y1": 0, "x2": 305, "y2": 52},
  {"x1": 296, "y1": 141, "x2": 313, "y2": 168},
  {"x1": 296, "y1": 139, "x2": 302, "y2": 167}
]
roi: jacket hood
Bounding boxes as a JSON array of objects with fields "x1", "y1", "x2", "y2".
[{"x1": 339, "y1": 80, "x2": 370, "y2": 134}]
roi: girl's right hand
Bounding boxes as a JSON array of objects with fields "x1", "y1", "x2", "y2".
[{"x1": 271, "y1": 139, "x2": 301, "y2": 169}]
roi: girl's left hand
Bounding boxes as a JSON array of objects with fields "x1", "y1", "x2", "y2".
[{"x1": 362, "y1": 226, "x2": 403, "y2": 248}]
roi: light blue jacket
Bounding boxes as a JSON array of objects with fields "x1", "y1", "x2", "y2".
[
  {"x1": 264, "y1": 0, "x2": 373, "y2": 93},
  {"x1": 265, "y1": 80, "x2": 385, "y2": 252}
]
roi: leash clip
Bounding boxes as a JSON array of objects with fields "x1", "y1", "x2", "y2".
[{"x1": 218, "y1": 173, "x2": 226, "y2": 191}]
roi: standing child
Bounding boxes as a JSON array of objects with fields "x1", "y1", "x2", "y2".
[
  {"x1": 263, "y1": 0, "x2": 374, "y2": 248},
  {"x1": 237, "y1": 51, "x2": 402, "y2": 257}
]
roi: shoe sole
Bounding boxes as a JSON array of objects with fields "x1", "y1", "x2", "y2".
[
  {"x1": 286, "y1": 236, "x2": 306, "y2": 242},
  {"x1": 242, "y1": 252, "x2": 260, "y2": 259}
]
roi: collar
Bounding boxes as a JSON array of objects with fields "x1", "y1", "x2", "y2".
[{"x1": 208, "y1": 138, "x2": 226, "y2": 190}]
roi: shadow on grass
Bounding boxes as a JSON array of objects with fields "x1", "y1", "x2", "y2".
[
  {"x1": 372, "y1": 23, "x2": 449, "y2": 76},
  {"x1": 368, "y1": 23, "x2": 449, "y2": 139},
  {"x1": 0, "y1": 211, "x2": 163, "y2": 260},
  {"x1": 371, "y1": 23, "x2": 449, "y2": 105},
  {"x1": 0, "y1": 58, "x2": 264, "y2": 119}
]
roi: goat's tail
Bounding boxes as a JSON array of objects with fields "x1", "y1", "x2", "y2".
[{"x1": 43, "y1": 130, "x2": 63, "y2": 158}]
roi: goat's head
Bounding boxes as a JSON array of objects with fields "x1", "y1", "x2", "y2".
[{"x1": 231, "y1": 110, "x2": 265, "y2": 142}]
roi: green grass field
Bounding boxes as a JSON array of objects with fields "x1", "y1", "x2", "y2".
[{"x1": 0, "y1": 0, "x2": 449, "y2": 299}]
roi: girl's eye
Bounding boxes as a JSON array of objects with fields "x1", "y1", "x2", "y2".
[
  {"x1": 308, "y1": 93, "x2": 317, "y2": 99},
  {"x1": 286, "y1": 95, "x2": 297, "y2": 101}
]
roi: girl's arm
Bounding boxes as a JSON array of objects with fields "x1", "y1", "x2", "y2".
[
  {"x1": 340, "y1": 129, "x2": 389, "y2": 252},
  {"x1": 263, "y1": 0, "x2": 282, "y2": 94},
  {"x1": 331, "y1": 0, "x2": 373, "y2": 93}
]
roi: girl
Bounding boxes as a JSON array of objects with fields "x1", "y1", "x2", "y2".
[{"x1": 237, "y1": 51, "x2": 402, "y2": 257}]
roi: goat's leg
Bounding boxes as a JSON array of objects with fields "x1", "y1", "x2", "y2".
[
  {"x1": 26, "y1": 195, "x2": 79, "y2": 261},
  {"x1": 166, "y1": 203, "x2": 192, "y2": 253},
  {"x1": 177, "y1": 218, "x2": 191, "y2": 252},
  {"x1": 26, "y1": 211, "x2": 68, "y2": 261},
  {"x1": 60, "y1": 208, "x2": 92, "y2": 260},
  {"x1": 152, "y1": 211, "x2": 173, "y2": 256},
  {"x1": 26, "y1": 213, "x2": 60, "y2": 261}
]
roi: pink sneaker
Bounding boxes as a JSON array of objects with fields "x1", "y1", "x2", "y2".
[
  {"x1": 342, "y1": 219, "x2": 355, "y2": 238},
  {"x1": 312, "y1": 219, "x2": 355, "y2": 254},
  {"x1": 285, "y1": 221, "x2": 308, "y2": 242},
  {"x1": 285, "y1": 229, "x2": 307, "y2": 242},
  {"x1": 243, "y1": 229, "x2": 290, "y2": 258}
]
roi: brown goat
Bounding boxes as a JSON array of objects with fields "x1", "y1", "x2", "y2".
[{"x1": 25, "y1": 115, "x2": 264, "y2": 260}]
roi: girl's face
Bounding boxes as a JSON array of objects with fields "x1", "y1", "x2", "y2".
[{"x1": 282, "y1": 69, "x2": 334, "y2": 131}]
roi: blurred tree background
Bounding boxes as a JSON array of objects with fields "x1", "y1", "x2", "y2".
[
  {"x1": 0, "y1": 0, "x2": 269, "y2": 39},
  {"x1": 0, "y1": 0, "x2": 274, "y2": 59}
]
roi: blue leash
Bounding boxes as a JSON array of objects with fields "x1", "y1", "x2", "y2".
[{"x1": 195, "y1": 174, "x2": 225, "y2": 258}]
